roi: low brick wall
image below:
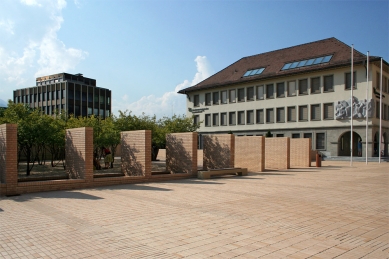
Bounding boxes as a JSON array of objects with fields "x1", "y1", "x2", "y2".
[
  {"x1": 203, "y1": 134, "x2": 235, "y2": 170},
  {"x1": 0, "y1": 124, "x2": 18, "y2": 195},
  {"x1": 121, "y1": 130, "x2": 152, "y2": 177},
  {"x1": 166, "y1": 132, "x2": 198, "y2": 176},
  {"x1": 235, "y1": 136, "x2": 265, "y2": 172},
  {"x1": 0, "y1": 126, "x2": 197, "y2": 196},
  {"x1": 265, "y1": 137, "x2": 290, "y2": 169},
  {"x1": 65, "y1": 127, "x2": 93, "y2": 182},
  {"x1": 290, "y1": 138, "x2": 311, "y2": 168}
]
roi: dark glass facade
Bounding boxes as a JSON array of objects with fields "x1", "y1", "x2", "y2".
[{"x1": 13, "y1": 73, "x2": 111, "y2": 118}]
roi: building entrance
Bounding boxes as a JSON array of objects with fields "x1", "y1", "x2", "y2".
[{"x1": 338, "y1": 131, "x2": 361, "y2": 156}]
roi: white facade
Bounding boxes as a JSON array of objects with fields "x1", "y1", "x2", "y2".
[{"x1": 185, "y1": 63, "x2": 389, "y2": 157}]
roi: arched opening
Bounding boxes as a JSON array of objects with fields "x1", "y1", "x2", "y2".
[{"x1": 338, "y1": 131, "x2": 362, "y2": 156}]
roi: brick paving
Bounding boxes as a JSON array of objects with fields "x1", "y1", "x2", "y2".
[{"x1": 0, "y1": 161, "x2": 388, "y2": 258}]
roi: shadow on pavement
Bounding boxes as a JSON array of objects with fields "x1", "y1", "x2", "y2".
[
  {"x1": 98, "y1": 184, "x2": 172, "y2": 192},
  {"x1": 10, "y1": 191, "x2": 104, "y2": 202}
]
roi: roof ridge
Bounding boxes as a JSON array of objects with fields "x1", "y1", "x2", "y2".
[{"x1": 241, "y1": 37, "x2": 338, "y2": 60}]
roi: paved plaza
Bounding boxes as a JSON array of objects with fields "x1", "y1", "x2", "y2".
[{"x1": 0, "y1": 161, "x2": 388, "y2": 259}]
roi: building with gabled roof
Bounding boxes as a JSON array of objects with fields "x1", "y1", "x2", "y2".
[{"x1": 179, "y1": 37, "x2": 389, "y2": 157}]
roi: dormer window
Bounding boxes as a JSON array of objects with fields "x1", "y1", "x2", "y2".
[
  {"x1": 243, "y1": 68, "x2": 265, "y2": 77},
  {"x1": 282, "y1": 55, "x2": 333, "y2": 71}
]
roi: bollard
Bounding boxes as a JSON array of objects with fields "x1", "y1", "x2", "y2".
[{"x1": 316, "y1": 152, "x2": 322, "y2": 167}]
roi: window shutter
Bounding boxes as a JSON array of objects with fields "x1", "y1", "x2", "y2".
[
  {"x1": 299, "y1": 106, "x2": 308, "y2": 121},
  {"x1": 257, "y1": 86, "x2": 264, "y2": 100},
  {"x1": 324, "y1": 103, "x2": 334, "y2": 119},
  {"x1": 288, "y1": 106, "x2": 296, "y2": 121},
  {"x1": 311, "y1": 77, "x2": 320, "y2": 93},
  {"x1": 288, "y1": 81, "x2": 296, "y2": 96},
  {"x1": 299, "y1": 79, "x2": 308, "y2": 94},
  {"x1": 324, "y1": 75, "x2": 334, "y2": 92}
]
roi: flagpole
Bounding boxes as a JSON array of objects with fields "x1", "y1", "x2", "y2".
[
  {"x1": 350, "y1": 44, "x2": 354, "y2": 167},
  {"x1": 365, "y1": 52, "x2": 369, "y2": 164},
  {"x1": 379, "y1": 58, "x2": 383, "y2": 163}
]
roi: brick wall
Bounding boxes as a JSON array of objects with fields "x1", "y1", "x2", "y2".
[
  {"x1": 121, "y1": 130, "x2": 151, "y2": 177},
  {"x1": 65, "y1": 127, "x2": 93, "y2": 182},
  {"x1": 265, "y1": 137, "x2": 290, "y2": 169},
  {"x1": 203, "y1": 134, "x2": 235, "y2": 170},
  {"x1": 0, "y1": 124, "x2": 18, "y2": 195},
  {"x1": 235, "y1": 136, "x2": 265, "y2": 172},
  {"x1": 166, "y1": 132, "x2": 198, "y2": 176},
  {"x1": 290, "y1": 138, "x2": 311, "y2": 168}
]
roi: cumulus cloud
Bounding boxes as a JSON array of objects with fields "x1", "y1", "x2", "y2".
[
  {"x1": 113, "y1": 56, "x2": 213, "y2": 118},
  {"x1": 0, "y1": 0, "x2": 86, "y2": 83},
  {"x1": 0, "y1": 41, "x2": 38, "y2": 84}
]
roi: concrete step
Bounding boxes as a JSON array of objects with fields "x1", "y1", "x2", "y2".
[{"x1": 322, "y1": 156, "x2": 389, "y2": 162}]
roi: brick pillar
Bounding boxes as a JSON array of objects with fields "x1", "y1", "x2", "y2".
[
  {"x1": 235, "y1": 136, "x2": 265, "y2": 172},
  {"x1": 0, "y1": 124, "x2": 18, "y2": 195},
  {"x1": 265, "y1": 137, "x2": 290, "y2": 169},
  {"x1": 166, "y1": 132, "x2": 198, "y2": 176},
  {"x1": 203, "y1": 134, "x2": 235, "y2": 170},
  {"x1": 290, "y1": 138, "x2": 311, "y2": 168},
  {"x1": 65, "y1": 127, "x2": 93, "y2": 182},
  {"x1": 121, "y1": 130, "x2": 151, "y2": 177}
]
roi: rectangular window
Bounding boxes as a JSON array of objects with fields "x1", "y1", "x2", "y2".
[
  {"x1": 324, "y1": 75, "x2": 334, "y2": 92},
  {"x1": 276, "y1": 107, "x2": 285, "y2": 123},
  {"x1": 62, "y1": 89, "x2": 65, "y2": 99},
  {"x1": 193, "y1": 115, "x2": 199, "y2": 125},
  {"x1": 212, "y1": 92, "x2": 219, "y2": 105},
  {"x1": 221, "y1": 112, "x2": 227, "y2": 126},
  {"x1": 288, "y1": 81, "x2": 296, "y2": 96},
  {"x1": 299, "y1": 105, "x2": 308, "y2": 121},
  {"x1": 205, "y1": 114, "x2": 211, "y2": 127},
  {"x1": 238, "y1": 111, "x2": 245, "y2": 125},
  {"x1": 383, "y1": 104, "x2": 387, "y2": 120},
  {"x1": 212, "y1": 113, "x2": 219, "y2": 126},
  {"x1": 238, "y1": 88, "x2": 245, "y2": 102},
  {"x1": 287, "y1": 106, "x2": 296, "y2": 122},
  {"x1": 292, "y1": 133, "x2": 300, "y2": 138},
  {"x1": 311, "y1": 104, "x2": 321, "y2": 121},
  {"x1": 266, "y1": 108, "x2": 274, "y2": 123},
  {"x1": 257, "y1": 85, "x2": 264, "y2": 100},
  {"x1": 47, "y1": 92, "x2": 50, "y2": 100},
  {"x1": 311, "y1": 77, "x2": 321, "y2": 94},
  {"x1": 229, "y1": 112, "x2": 236, "y2": 125},
  {"x1": 88, "y1": 107, "x2": 93, "y2": 116},
  {"x1": 247, "y1": 87, "x2": 254, "y2": 101},
  {"x1": 256, "y1": 109, "x2": 264, "y2": 124},
  {"x1": 247, "y1": 110, "x2": 254, "y2": 124},
  {"x1": 376, "y1": 72, "x2": 380, "y2": 89},
  {"x1": 324, "y1": 103, "x2": 334, "y2": 120},
  {"x1": 266, "y1": 84, "x2": 274, "y2": 99},
  {"x1": 229, "y1": 89, "x2": 236, "y2": 103},
  {"x1": 345, "y1": 72, "x2": 356, "y2": 89},
  {"x1": 205, "y1": 93, "x2": 211, "y2": 106},
  {"x1": 276, "y1": 134, "x2": 284, "y2": 137},
  {"x1": 316, "y1": 133, "x2": 325, "y2": 150},
  {"x1": 221, "y1": 91, "x2": 227, "y2": 104},
  {"x1": 299, "y1": 79, "x2": 308, "y2": 95},
  {"x1": 194, "y1": 94, "x2": 200, "y2": 107},
  {"x1": 276, "y1": 82, "x2": 285, "y2": 98}
]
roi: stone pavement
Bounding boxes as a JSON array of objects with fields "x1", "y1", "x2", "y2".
[{"x1": 0, "y1": 161, "x2": 388, "y2": 259}]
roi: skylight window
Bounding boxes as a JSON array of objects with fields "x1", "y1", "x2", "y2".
[
  {"x1": 281, "y1": 55, "x2": 333, "y2": 71},
  {"x1": 243, "y1": 67, "x2": 265, "y2": 77}
]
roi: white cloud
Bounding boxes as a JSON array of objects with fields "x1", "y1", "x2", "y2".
[
  {"x1": 113, "y1": 56, "x2": 213, "y2": 118},
  {"x1": 0, "y1": 19, "x2": 14, "y2": 35},
  {"x1": 0, "y1": 0, "x2": 87, "y2": 83},
  {"x1": 20, "y1": 0, "x2": 42, "y2": 7},
  {"x1": 0, "y1": 41, "x2": 38, "y2": 84}
]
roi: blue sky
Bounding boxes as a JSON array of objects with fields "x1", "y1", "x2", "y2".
[{"x1": 0, "y1": 0, "x2": 388, "y2": 117}]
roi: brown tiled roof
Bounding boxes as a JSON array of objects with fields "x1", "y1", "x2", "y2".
[{"x1": 178, "y1": 37, "x2": 381, "y2": 94}]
